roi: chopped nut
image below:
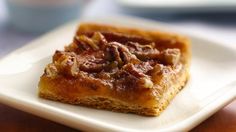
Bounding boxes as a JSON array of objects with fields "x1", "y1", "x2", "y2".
[
  {"x1": 80, "y1": 59, "x2": 107, "y2": 73},
  {"x1": 140, "y1": 77, "x2": 154, "y2": 88},
  {"x1": 152, "y1": 64, "x2": 163, "y2": 75},
  {"x1": 108, "y1": 42, "x2": 138, "y2": 65},
  {"x1": 139, "y1": 42, "x2": 155, "y2": 49},
  {"x1": 162, "y1": 48, "x2": 180, "y2": 65},
  {"x1": 123, "y1": 63, "x2": 145, "y2": 78},
  {"x1": 54, "y1": 52, "x2": 78, "y2": 77},
  {"x1": 44, "y1": 63, "x2": 58, "y2": 78},
  {"x1": 75, "y1": 35, "x2": 99, "y2": 50},
  {"x1": 109, "y1": 44, "x2": 124, "y2": 67},
  {"x1": 92, "y1": 32, "x2": 107, "y2": 47},
  {"x1": 126, "y1": 42, "x2": 160, "y2": 61},
  {"x1": 135, "y1": 49, "x2": 160, "y2": 60}
]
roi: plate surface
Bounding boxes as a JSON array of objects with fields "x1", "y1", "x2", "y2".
[{"x1": 0, "y1": 16, "x2": 236, "y2": 131}]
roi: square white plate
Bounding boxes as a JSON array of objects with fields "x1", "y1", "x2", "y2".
[{"x1": 0, "y1": 16, "x2": 236, "y2": 131}]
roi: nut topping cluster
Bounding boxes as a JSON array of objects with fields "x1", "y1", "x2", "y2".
[{"x1": 45, "y1": 32, "x2": 181, "y2": 89}]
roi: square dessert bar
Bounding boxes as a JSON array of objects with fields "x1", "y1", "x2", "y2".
[{"x1": 38, "y1": 23, "x2": 191, "y2": 116}]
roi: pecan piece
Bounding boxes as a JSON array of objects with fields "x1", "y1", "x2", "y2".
[
  {"x1": 123, "y1": 63, "x2": 146, "y2": 78},
  {"x1": 44, "y1": 63, "x2": 58, "y2": 78},
  {"x1": 80, "y1": 58, "x2": 108, "y2": 72},
  {"x1": 162, "y1": 48, "x2": 180, "y2": 65},
  {"x1": 91, "y1": 32, "x2": 108, "y2": 49},
  {"x1": 139, "y1": 77, "x2": 154, "y2": 89},
  {"x1": 53, "y1": 51, "x2": 78, "y2": 77},
  {"x1": 126, "y1": 42, "x2": 160, "y2": 61},
  {"x1": 75, "y1": 35, "x2": 99, "y2": 50},
  {"x1": 122, "y1": 63, "x2": 154, "y2": 88},
  {"x1": 108, "y1": 42, "x2": 139, "y2": 66}
]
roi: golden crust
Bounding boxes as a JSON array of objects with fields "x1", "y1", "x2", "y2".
[
  {"x1": 38, "y1": 23, "x2": 191, "y2": 116},
  {"x1": 39, "y1": 70, "x2": 188, "y2": 116}
]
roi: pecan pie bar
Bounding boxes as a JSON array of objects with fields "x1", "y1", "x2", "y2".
[{"x1": 38, "y1": 23, "x2": 191, "y2": 116}]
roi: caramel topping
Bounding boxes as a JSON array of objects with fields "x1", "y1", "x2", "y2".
[{"x1": 45, "y1": 32, "x2": 182, "y2": 90}]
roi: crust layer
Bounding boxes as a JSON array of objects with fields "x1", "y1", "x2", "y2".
[{"x1": 39, "y1": 72, "x2": 188, "y2": 116}]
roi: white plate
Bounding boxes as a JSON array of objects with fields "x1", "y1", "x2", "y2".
[
  {"x1": 117, "y1": 0, "x2": 236, "y2": 13},
  {"x1": 0, "y1": 16, "x2": 236, "y2": 131}
]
